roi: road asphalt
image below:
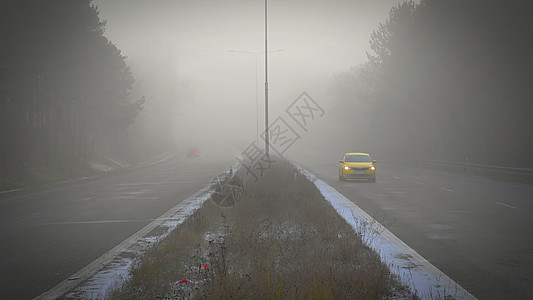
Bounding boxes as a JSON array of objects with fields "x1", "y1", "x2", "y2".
[{"x1": 0, "y1": 146, "x2": 236, "y2": 300}]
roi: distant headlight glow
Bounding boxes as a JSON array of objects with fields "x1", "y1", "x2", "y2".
[{"x1": 370, "y1": 166, "x2": 376, "y2": 171}]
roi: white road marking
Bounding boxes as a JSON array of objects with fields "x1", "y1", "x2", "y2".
[
  {"x1": 56, "y1": 176, "x2": 94, "y2": 184},
  {"x1": 46, "y1": 219, "x2": 156, "y2": 225},
  {"x1": 426, "y1": 233, "x2": 450, "y2": 240},
  {"x1": 429, "y1": 224, "x2": 453, "y2": 230},
  {"x1": 496, "y1": 202, "x2": 517, "y2": 209},
  {"x1": 440, "y1": 188, "x2": 454, "y2": 192},
  {"x1": 111, "y1": 183, "x2": 165, "y2": 186},
  {"x1": 76, "y1": 197, "x2": 93, "y2": 202},
  {"x1": 98, "y1": 197, "x2": 161, "y2": 201},
  {"x1": 171, "y1": 169, "x2": 222, "y2": 173},
  {"x1": 414, "y1": 181, "x2": 424, "y2": 185},
  {"x1": 121, "y1": 189, "x2": 151, "y2": 195},
  {"x1": 0, "y1": 188, "x2": 28, "y2": 194}
]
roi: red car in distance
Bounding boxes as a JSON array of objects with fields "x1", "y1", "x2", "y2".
[{"x1": 186, "y1": 146, "x2": 199, "y2": 158}]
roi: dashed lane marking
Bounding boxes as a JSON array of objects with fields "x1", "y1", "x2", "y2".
[
  {"x1": 440, "y1": 188, "x2": 454, "y2": 192},
  {"x1": 44, "y1": 219, "x2": 156, "y2": 225},
  {"x1": 496, "y1": 202, "x2": 518, "y2": 209}
]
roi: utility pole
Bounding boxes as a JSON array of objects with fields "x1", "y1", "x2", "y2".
[{"x1": 264, "y1": 0, "x2": 269, "y2": 161}]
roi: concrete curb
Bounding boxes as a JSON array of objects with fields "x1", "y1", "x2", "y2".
[{"x1": 295, "y1": 164, "x2": 477, "y2": 300}]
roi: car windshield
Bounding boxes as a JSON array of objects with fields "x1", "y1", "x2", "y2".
[{"x1": 344, "y1": 155, "x2": 371, "y2": 162}]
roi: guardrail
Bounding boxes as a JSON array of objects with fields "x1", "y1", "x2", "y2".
[{"x1": 390, "y1": 158, "x2": 533, "y2": 185}]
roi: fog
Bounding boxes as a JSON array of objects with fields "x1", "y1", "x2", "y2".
[
  {"x1": 3, "y1": 0, "x2": 531, "y2": 179},
  {"x1": 2, "y1": 2, "x2": 533, "y2": 298},
  {"x1": 93, "y1": 0, "x2": 404, "y2": 156}
]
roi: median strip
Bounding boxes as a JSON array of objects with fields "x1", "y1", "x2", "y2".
[{"x1": 103, "y1": 160, "x2": 418, "y2": 299}]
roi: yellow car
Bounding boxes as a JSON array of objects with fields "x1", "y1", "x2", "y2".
[{"x1": 338, "y1": 153, "x2": 376, "y2": 182}]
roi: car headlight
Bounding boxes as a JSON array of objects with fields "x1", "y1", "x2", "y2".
[
  {"x1": 370, "y1": 166, "x2": 376, "y2": 171},
  {"x1": 344, "y1": 166, "x2": 350, "y2": 170}
]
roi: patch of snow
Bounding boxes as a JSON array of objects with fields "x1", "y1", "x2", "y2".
[{"x1": 87, "y1": 161, "x2": 115, "y2": 172}]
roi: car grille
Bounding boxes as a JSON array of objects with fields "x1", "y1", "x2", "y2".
[{"x1": 351, "y1": 167, "x2": 370, "y2": 171}]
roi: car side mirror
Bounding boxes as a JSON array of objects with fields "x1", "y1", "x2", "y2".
[
  {"x1": 372, "y1": 160, "x2": 377, "y2": 164},
  {"x1": 339, "y1": 160, "x2": 344, "y2": 163}
]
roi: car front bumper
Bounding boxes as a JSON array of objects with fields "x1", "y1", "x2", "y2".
[{"x1": 342, "y1": 170, "x2": 376, "y2": 179}]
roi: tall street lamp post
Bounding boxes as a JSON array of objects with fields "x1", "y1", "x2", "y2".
[{"x1": 264, "y1": 0, "x2": 269, "y2": 160}]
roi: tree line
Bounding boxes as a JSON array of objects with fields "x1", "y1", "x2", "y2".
[
  {"x1": 0, "y1": 0, "x2": 143, "y2": 185},
  {"x1": 332, "y1": 0, "x2": 533, "y2": 167}
]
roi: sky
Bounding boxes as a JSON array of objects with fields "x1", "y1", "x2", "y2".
[{"x1": 92, "y1": 0, "x2": 405, "y2": 148}]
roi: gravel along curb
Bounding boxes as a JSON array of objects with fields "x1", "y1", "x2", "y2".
[
  {"x1": 295, "y1": 164, "x2": 477, "y2": 300},
  {"x1": 34, "y1": 185, "x2": 215, "y2": 300}
]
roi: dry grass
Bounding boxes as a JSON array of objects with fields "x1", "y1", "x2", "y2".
[{"x1": 107, "y1": 159, "x2": 417, "y2": 299}]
